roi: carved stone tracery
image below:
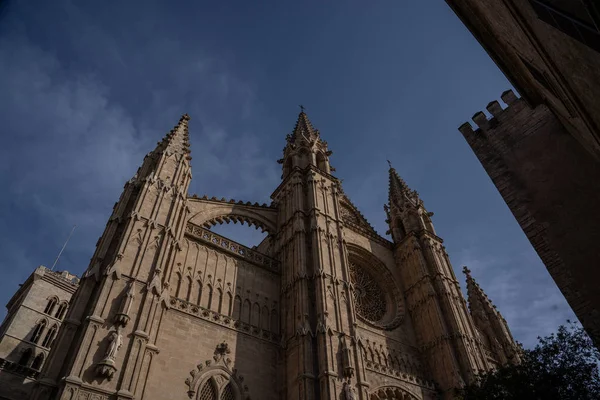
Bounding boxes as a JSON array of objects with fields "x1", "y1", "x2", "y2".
[{"x1": 349, "y1": 263, "x2": 386, "y2": 323}]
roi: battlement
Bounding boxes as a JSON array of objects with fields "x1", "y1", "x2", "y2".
[{"x1": 458, "y1": 89, "x2": 523, "y2": 135}]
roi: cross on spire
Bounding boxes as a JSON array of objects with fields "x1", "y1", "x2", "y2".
[{"x1": 299, "y1": 105, "x2": 306, "y2": 113}]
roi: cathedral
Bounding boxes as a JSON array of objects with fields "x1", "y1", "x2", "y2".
[{"x1": 2, "y1": 111, "x2": 520, "y2": 400}]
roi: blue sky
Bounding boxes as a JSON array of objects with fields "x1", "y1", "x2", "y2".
[{"x1": 0, "y1": 0, "x2": 576, "y2": 348}]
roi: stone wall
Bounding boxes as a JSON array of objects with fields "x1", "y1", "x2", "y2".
[{"x1": 459, "y1": 90, "x2": 600, "y2": 346}]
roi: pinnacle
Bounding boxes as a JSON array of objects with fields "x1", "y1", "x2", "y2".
[
  {"x1": 156, "y1": 113, "x2": 192, "y2": 157},
  {"x1": 387, "y1": 161, "x2": 415, "y2": 206},
  {"x1": 290, "y1": 110, "x2": 319, "y2": 142}
]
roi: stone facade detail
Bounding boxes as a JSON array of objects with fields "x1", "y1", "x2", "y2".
[
  {"x1": 1, "y1": 111, "x2": 519, "y2": 399},
  {"x1": 0, "y1": 266, "x2": 79, "y2": 400},
  {"x1": 445, "y1": 0, "x2": 600, "y2": 348}
]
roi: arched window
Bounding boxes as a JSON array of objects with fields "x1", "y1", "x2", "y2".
[
  {"x1": 55, "y1": 302, "x2": 68, "y2": 320},
  {"x1": 216, "y1": 289, "x2": 223, "y2": 314},
  {"x1": 18, "y1": 348, "x2": 32, "y2": 366},
  {"x1": 31, "y1": 352, "x2": 45, "y2": 370},
  {"x1": 270, "y1": 309, "x2": 279, "y2": 333},
  {"x1": 202, "y1": 285, "x2": 213, "y2": 310},
  {"x1": 198, "y1": 379, "x2": 218, "y2": 400},
  {"x1": 233, "y1": 296, "x2": 242, "y2": 320},
  {"x1": 251, "y1": 303, "x2": 260, "y2": 327},
  {"x1": 42, "y1": 324, "x2": 58, "y2": 348},
  {"x1": 44, "y1": 298, "x2": 58, "y2": 315},
  {"x1": 185, "y1": 277, "x2": 193, "y2": 301},
  {"x1": 261, "y1": 306, "x2": 269, "y2": 330},
  {"x1": 316, "y1": 152, "x2": 328, "y2": 172},
  {"x1": 196, "y1": 281, "x2": 203, "y2": 305},
  {"x1": 31, "y1": 320, "x2": 47, "y2": 344},
  {"x1": 175, "y1": 273, "x2": 183, "y2": 298},
  {"x1": 394, "y1": 218, "x2": 406, "y2": 241},
  {"x1": 242, "y1": 300, "x2": 251, "y2": 324},
  {"x1": 220, "y1": 383, "x2": 235, "y2": 400},
  {"x1": 226, "y1": 293, "x2": 233, "y2": 316}
]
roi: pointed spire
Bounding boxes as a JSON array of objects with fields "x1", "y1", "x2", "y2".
[
  {"x1": 387, "y1": 161, "x2": 418, "y2": 207},
  {"x1": 290, "y1": 109, "x2": 319, "y2": 143},
  {"x1": 463, "y1": 266, "x2": 494, "y2": 311},
  {"x1": 155, "y1": 114, "x2": 191, "y2": 157}
]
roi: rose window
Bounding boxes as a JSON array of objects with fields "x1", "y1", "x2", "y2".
[{"x1": 349, "y1": 262, "x2": 386, "y2": 323}]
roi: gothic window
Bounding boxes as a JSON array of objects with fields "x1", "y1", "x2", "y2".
[
  {"x1": 44, "y1": 297, "x2": 58, "y2": 315},
  {"x1": 31, "y1": 320, "x2": 47, "y2": 344},
  {"x1": 270, "y1": 309, "x2": 279, "y2": 333},
  {"x1": 316, "y1": 152, "x2": 328, "y2": 172},
  {"x1": 261, "y1": 306, "x2": 269, "y2": 330},
  {"x1": 175, "y1": 273, "x2": 183, "y2": 298},
  {"x1": 18, "y1": 348, "x2": 32, "y2": 366},
  {"x1": 31, "y1": 353, "x2": 44, "y2": 370},
  {"x1": 41, "y1": 324, "x2": 58, "y2": 348},
  {"x1": 252, "y1": 303, "x2": 260, "y2": 327},
  {"x1": 203, "y1": 285, "x2": 213, "y2": 310},
  {"x1": 55, "y1": 302, "x2": 68, "y2": 320},
  {"x1": 226, "y1": 293, "x2": 233, "y2": 316},
  {"x1": 349, "y1": 263, "x2": 386, "y2": 323},
  {"x1": 242, "y1": 300, "x2": 251, "y2": 324},
  {"x1": 220, "y1": 383, "x2": 235, "y2": 400},
  {"x1": 186, "y1": 277, "x2": 193, "y2": 302},
  {"x1": 196, "y1": 281, "x2": 203, "y2": 305},
  {"x1": 198, "y1": 380, "x2": 218, "y2": 400},
  {"x1": 233, "y1": 296, "x2": 242, "y2": 320},
  {"x1": 217, "y1": 289, "x2": 224, "y2": 314}
]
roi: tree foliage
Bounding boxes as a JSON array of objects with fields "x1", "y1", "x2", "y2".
[{"x1": 456, "y1": 321, "x2": 600, "y2": 399}]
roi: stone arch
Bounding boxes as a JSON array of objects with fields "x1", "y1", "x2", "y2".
[
  {"x1": 369, "y1": 385, "x2": 420, "y2": 400},
  {"x1": 44, "y1": 296, "x2": 59, "y2": 315},
  {"x1": 31, "y1": 352, "x2": 45, "y2": 370},
  {"x1": 30, "y1": 318, "x2": 48, "y2": 344},
  {"x1": 187, "y1": 364, "x2": 249, "y2": 400},
  {"x1": 346, "y1": 243, "x2": 405, "y2": 330},
  {"x1": 187, "y1": 202, "x2": 277, "y2": 234},
  {"x1": 55, "y1": 301, "x2": 68, "y2": 320}
]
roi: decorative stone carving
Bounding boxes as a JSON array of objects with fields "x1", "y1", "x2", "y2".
[
  {"x1": 343, "y1": 381, "x2": 357, "y2": 400},
  {"x1": 349, "y1": 262, "x2": 386, "y2": 323},
  {"x1": 114, "y1": 280, "x2": 135, "y2": 327},
  {"x1": 340, "y1": 335, "x2": 354, "y2": 379},
  {"x1": 95, "y1": 327, "x2": 123, "y2": 380}
]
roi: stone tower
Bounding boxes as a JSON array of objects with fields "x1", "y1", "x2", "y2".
[
  {"x1": 445, "y1": 0, "x2": 600, "y2": 347},
  {"x1": 24, "y1": 111, "x2": 518, "y2": 400}
]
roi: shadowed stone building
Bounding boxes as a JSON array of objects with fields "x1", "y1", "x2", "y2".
[
  {"x1": 0, "y1": 266, "x2": 79, "y2": 400},
  {"x1": 445, "y1": 0, "x2": 600, "y2": 347},
  {"x1": 3, "y1": 112, "x2": 519, "y2": 400}
]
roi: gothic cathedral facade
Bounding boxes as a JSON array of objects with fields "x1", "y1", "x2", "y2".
[{"x1": 28, "y1": 112, "x2": 519, "y2": 400}]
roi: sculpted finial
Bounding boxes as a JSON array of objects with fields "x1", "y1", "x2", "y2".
[
  {"x1": 462, "y1": 266, "x2": 472, "y2": 276},
  {"x1": 387, "y1": 159, "x2": 393, "y2": 169}
]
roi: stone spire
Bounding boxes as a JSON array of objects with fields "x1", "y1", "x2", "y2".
[
  {"x1": 279, "y1": 109, "x2": 332, "y2": 177},
  {"x1": 290, "y1": 109, "x2": 320, "y2": 143},
  {"x1": 463, "y1": 266, "x2": 521, "y2": 365},
  {"x1": 387, "y1": 161, "x2": 419, "y2": 209},
  {"x1": 154, "y1": 113, "x2": 192, "y2": 157}
]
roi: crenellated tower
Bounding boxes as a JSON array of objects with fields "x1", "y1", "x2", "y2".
[
  {"x1": 32, "y1": 115, "x2": 193, "y2": 400},
  {"x1": 385, "y1": 163, "x2": 490, "y2": 397},
  {"x1": 463, "y1": 266, "x2": 521, "y2": 366}
]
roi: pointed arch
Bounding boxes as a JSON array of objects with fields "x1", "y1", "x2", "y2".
[
  {"x1": 220, "y1": 382, "x2": 235, "y2": 400},
  {"x1": 216, "y1": 288, "x2": 224, "y2": 314},
  {"x1": 44, "y1": 297, "x2": 58, "y2": 315},
  {"x1": 42, "y1": 324, "x2": 58, "y2": 348},
  {"x1": 198, "y1": 378, "x2": 218, "y2": 400},
  {"x1": 226, "y1": 292, "x2": 233, "y2": 316},
  {"x1": 251, "y1": 303, "x2": 260, "y2": 327},
  {"x1": 55, "y1": 301, "x2": 68, "y2": 320},
  {"x1": 270, "y1": 309, "x2": 279, "y2": 333},
  {"x1": 233, "y1": 296, "x2": 242, "y2": 320},
  {"x1": 203, "y1": 284, "x2": 213, "y2": 310},
  {"x1": 261, "y1": 306, "x2": 269, "y2": 330},
  {"x1": 196, "y1": 280, "x2": 203, "y2": 305},
  {"x1": 185, "y1": 276, "x2": 193, "y2": 301},
  {"x1": 18, "y1": 348, "x2": 32, "y2": 366},
  {"x1": 242, "y1": 300, "x2": 251, "y2": 324},
  {"x1": 175, "y1": 272, "x2": 183, "y2": 298},
  {"x1": 31, "y1": 352, "x2": 45, "y2": 370},
  {"x1": 31, "y1": 319, "x2": 47, "y2": 344}
]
